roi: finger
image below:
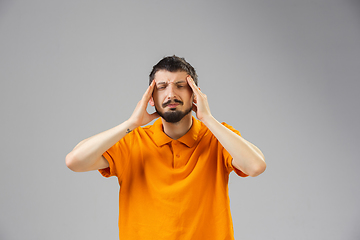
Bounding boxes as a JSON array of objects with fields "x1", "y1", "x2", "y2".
[
  {"x1": 188, "y1": 77, "x2": 207, "y2": 103},
  {"x1": 186, "y1": 76, "x2": 200, "y2": 94},
  {"x1": 137, "y1": 82, "x2": 155, "y2": 111},
  {"x1": 142, "y1": 80, "x2": 156, "y2": 101}
]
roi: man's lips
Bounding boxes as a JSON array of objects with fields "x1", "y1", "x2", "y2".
[
  {"x1": 166, "y1": 104, "x2": 179, "y2": 108},
  {"x1": 162, "y1": 99, "x2": 183, "y2": 108}
]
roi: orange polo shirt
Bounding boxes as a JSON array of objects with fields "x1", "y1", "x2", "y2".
[{"x1": 99, "y1": 116, "x2": 248, "y2": 240}]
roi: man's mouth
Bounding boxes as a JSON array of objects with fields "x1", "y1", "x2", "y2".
[
  {"x1": 162, "y1": 99, "x2": 183, "y2": 108},
  {"x1": 167, "y1": 104, "x2": 179, "y2": 108}
]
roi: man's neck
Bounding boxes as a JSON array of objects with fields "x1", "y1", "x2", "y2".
[{"x1": 162, "y1": 113, "x2": 193, "y2": 140}]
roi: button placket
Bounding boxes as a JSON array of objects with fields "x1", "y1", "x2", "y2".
[{"x1": 172, "y1": 140, "x2": 181, "y2": 168}]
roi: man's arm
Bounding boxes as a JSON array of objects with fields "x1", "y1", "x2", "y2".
[
  {"x1": 186, "y1": 76, "x2": 266, "y2": 177},
  {"x1": 65, "y1": 81, "x2": 159, "y2": 172}
]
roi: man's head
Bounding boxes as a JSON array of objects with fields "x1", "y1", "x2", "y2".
[
  {"x1": 149, "y1": 55, "x2": 198, "y2": 86},
  {"x1": 149, "y1": 56, "x2": 198, "y2": 123}
]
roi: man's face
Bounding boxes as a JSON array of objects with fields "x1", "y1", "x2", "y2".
[{"x1": 150, "y1": 70, "x2": 194, "y2": 123}]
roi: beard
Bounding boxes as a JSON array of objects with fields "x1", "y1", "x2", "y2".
[{"x1": 155, "y1": 100, "x2": 193, "y2": 123}]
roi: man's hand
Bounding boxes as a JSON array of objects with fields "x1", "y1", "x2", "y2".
[
  {"x1": 186, "y1": 76, "x2": 212, "y2": 122},
  {"x1": 66, "y1": 81, "x2": 160, "y2": 172},
  {"x1": 186, "y1": 76, "x2": 266, "y2": 177},
  {"x1": 127, "y1": 80, "x2": 159, "y2": 130}
]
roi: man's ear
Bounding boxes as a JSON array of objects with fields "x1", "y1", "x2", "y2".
[{"x1": 149, "y1": 97, "x2": 155, "y2": 106}]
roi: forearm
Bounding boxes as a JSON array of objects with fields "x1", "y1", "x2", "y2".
[
  {"x1": 202, "y1": 115, "x2": 266, "y2": 177},
  {"x1": 66, "y1": 81, "x2": 159, "y2": 172},
  {"x1": 66, "y1": 120, "x2": 136, "y2": 172}
]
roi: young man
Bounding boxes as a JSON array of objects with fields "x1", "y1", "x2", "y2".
[{"x1": 66, "y1": 56, "x2": 266, "y2": 239}]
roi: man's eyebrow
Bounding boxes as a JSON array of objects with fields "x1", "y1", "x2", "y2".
[
  {"x1": 156, "y1": 80, "x2": 186, "y2": 85},
  {"x1": 174, "y1": 80, "x2": 186, "y2": 84},
  {"x1": 156, "y1": 81, "x2": 167, "y2": 85}
]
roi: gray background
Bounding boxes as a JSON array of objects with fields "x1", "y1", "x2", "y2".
[{"x1": 0, "y1": 0, "x2": 359, "y2": 239}]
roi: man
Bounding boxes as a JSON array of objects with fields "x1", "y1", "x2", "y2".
[{"x1": 66, "y1": 55, "x2": 266, "y2": 239}]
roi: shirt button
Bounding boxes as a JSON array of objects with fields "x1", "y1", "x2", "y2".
[{"x1": 176, "y1": 154, "x2": 180, "y2": 158}]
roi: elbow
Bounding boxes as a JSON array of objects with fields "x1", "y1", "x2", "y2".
[
  {"x1": 65, "y1": 152, "x2": 81, "y2": 172},
  {"x1": 248, "y1": 159, "x2": 266, "y2": 177}
]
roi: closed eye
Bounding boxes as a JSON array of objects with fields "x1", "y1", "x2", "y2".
[
  {"x1": 157, "y1": 84, "x2": 167, "y2": 90},
  {"x1": 176, "y1": 84, "x2": 188, "y2": 88},
  {"x1": 156, "y1": 82, "x2": 187, "y2": 90}
]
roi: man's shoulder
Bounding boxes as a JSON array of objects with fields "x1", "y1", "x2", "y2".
[
  {"x1": 132, "y1": 120, "x2": 161, "y2": 139},
  {"x1": 140, "y1": 120, "x2": 158, "y2": 133},
  {"x1": 120, "y1": 123, "x2": 157, "y2": 147}
]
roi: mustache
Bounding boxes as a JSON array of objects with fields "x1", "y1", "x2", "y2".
[{"x1": 162, "y1": 99, "x2": 183, "y2": 108}]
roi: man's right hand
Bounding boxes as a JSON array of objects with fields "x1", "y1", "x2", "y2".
[
  {"x1": 66, "y1": 81, "x2": 159, "y2": 172},
  {"x1": 127, "y1": 80, "x2": 159, "y2": 130}
]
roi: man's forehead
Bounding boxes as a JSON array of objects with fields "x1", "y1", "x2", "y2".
[{"x1": 154, "y1": 70, "x2": 188, "y2": 83}]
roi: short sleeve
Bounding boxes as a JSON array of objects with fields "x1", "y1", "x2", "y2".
[
  {"x1": 98, "y1": 131, "x2": 133, "y2": 179},
  {"x1": 221, "y1": 122, "x2": 249, "y2": 178}
]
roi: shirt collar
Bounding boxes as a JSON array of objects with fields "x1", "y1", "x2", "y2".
[{"x1": 152, "y1": 116, "x2": 201, "y2": 148}]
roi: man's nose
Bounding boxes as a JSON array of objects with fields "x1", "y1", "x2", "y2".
[{"x1": 166, "y1": 84, "x2": 178, "y2": 99}]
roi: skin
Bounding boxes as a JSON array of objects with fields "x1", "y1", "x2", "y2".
[
  {"x1": 185, "y1": 74, "x2": 266, "y2": 176},
  {"x1": 66, "y1": 70, "x2": 266, "y2": 177},
  {"x1": 149, "y1": 70, "x2": 194, "y2": 139}
]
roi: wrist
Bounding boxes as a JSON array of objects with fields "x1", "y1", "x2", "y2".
[
  {"x1": 200, "y1": 114, "x2": 216, "y2": 127},
  {"x1": 124, "y1": 119, "x2": 139, "y2": 132}
]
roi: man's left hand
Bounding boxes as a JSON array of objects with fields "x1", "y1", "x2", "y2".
[{"x1": 186, "y1": 76, "x2": 212, "y2": 122}]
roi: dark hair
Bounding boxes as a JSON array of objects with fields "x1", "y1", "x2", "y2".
[{"x1": 149, "y1": 55, "x2": 198, "y2": 86}]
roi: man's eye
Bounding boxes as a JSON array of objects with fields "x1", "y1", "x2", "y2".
[
  {"x1": 177, "y1": 85, "x2": 185, "y2": 88},
  {"x1": 157, "y1": 86, "x2": 166, "y2": 90}
]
